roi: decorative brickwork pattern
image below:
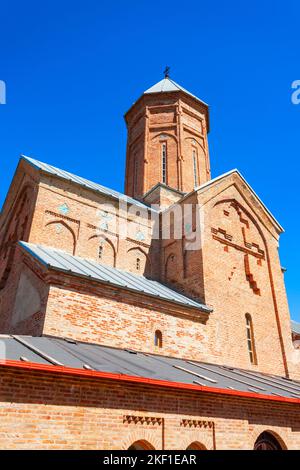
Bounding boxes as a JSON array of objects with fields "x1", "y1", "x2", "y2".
[
  {"x1": 180, "y1": 419, "x2": 214, "y2": 429},
  {"x1": 123, "y1": 415, "x2": 163, "y2": 426}
]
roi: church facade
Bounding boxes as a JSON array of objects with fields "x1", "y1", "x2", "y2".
[{"x1": 0, "y1": 76, "x2": 300, "y2": 450}]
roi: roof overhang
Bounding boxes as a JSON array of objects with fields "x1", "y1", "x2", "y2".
[
  {"x1": 20, "y1": 155, "x2": 157, "y2": 213},
  {"x1": 19, "y1": 241, "x2": 212, "y2": 315},
  {"x1": 124, "y1": 80, "x2": 210, "y2": 132},
  {"x1": 1, "y1": 359, "x2": 299, "y2": 405}
]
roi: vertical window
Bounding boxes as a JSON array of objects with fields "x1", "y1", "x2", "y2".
[
  {"x1": 246, "y1": 314, "x2": 257, "y2": 364},
  {"x1": 136, "y1": 257, "x2": 141, "y2": 271},
  {"x1": 133, "y1": 159, "x2": 138, "y2": 196},
  {"x1": 99, "y1": 245, "x2": 103, "y2": 259},
  {"x1": 192, "y1": 149, "x2": 198, "y2": 187},
  {"x1": 154, "y1": 330, "x2": 163, "y2": 348},
  {"x1": 161, "y1": 143, "x2": 167, "y2": 184}
]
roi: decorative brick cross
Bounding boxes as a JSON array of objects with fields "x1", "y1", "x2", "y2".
[{"x1": 211, "y1": 202, "x2": 265, "y2": 295}]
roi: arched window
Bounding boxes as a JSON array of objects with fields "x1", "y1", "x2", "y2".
[
  {"x1": 154, "y1": 330, "x2": 163, "y2": 348},
  {"x1": 192, "y1": 148, "x2": 198, "y2": 187},
  {"x1": 161, "y1": 143, "x2": 167, "y2": 184},
  {"x1": 254, "y1": 432, "x2": 283, "y2": 450},
  {"x1": 128, "y1": 440, "x2": 155, "y2": 450},
  {"x1": 165, "y1": 253, "x2": 178, "y2": 283},
  {"x1": 186, "y1": 441, "x2": 207, "y2": 450},
  {"x1": 245, "y1": 313, "x2": 257, "y2": 364}
]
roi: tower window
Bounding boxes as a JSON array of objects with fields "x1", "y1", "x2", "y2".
[
  {"x1": 245, "y1": 313, "x2": 257, "y2": 364},
  {"x1": 154, "y1": 330, "x2": 163, "y2": 348},
  {"x1": 192, "y1": 149, "x2": 198, "y2": 187},
  {"x1": 99, "y1": 245, "x2": 103, "y2": 259},
  {"x1": 136, "y1": 257, "x2": 141, "y2": 271},
  {"x1": 133, "y1": 159, "x2": 138, "y2": 196},
  {"x1": 161, "y1": 143, "x2": 167, "y2": 184}
]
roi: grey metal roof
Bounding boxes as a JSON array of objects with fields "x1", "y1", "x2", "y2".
[
  {"x1": 19, "y1": 241, "x2": 211, "y2": 312},
  {"x1": 292, "y1": 320, "x2": 300, "y2": 335},
  {"x1": 1, "y1": 335, "x2": 300, "y2": 400},
  {"x1": 144, "y1": 78, "x2": 208, "y2": 107},
  {"x1": 21, "y1": 155, "x2": 156, "y2": 212}
]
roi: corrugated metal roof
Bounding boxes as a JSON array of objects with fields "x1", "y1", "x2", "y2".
[
  {"x1": 19, "y1": 241, "x2": 211, "y2": 312},
  {"x1": 1, "y1": 335, "x2": 300, "y2": 400},
  {"x1": 292, "y1": 320, "x2": 300, "y2": 335},
  {"x1": 21, "y1": 155, "x2": 156, "y2": 212},
  {"x1": 144, "y1": 78, "x2": 209, "y2": 106}
]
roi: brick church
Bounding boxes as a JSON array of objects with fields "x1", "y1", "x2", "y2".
[{"x1": 0, "y1": 74, "x2": 300, "y2": 450}]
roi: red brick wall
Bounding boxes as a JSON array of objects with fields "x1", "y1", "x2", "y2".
[
  {"x1": 124, "y1": 92, "x2": 210, "y2": 198},
  {"x1": 199, "y1": 175, "x2": 297, "y2": 378},
  {"x1": 161, "y1": 173, "x2": 298, "y2": 378},
  {"x1": 0, "y1": 248, "x2": 49, "y2": 335},
  {"x1": 0, "y1": 163, "x2": 42, "y2": 331},
  {"x1": 1, "y1": 159, "x2": 298, "y2": 379},
  {"x1": 41, "y1": 273, "x2": 292, "y2": 376},
  {"x1": 0, "y1": 366, "x2": 299, "y2": 450},
  {"x1": 42, "y1": 275, "x2": 209, "y2": 359},
  {"x1": 2, "y1": 201, "x2": 298, "y2": 380},
  {"x1": 28, "y1": 176, "x2": 157, "y2": 278}
]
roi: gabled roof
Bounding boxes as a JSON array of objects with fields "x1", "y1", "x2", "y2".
[
  {"x1": 178, "y1": 169, "x2": 284, "y2": 233},
  {"x1": 143, "y1": 181, "x2": 186, "y2": 199},
  {"x1": 19, "y1": 241, "x2": 211, "y2": 313},
  {"x1": 1, "y1": 335, "x2": 300, "y2": 403},
  {"x1": 292, "y1": 320, "x2": 300, "y2": 335},
  {"x1": 21, "y1": 155, "x2": 157, "y2": 212},
  {"x1": 144, "y1": 77, "x2": 209, "y2": 107},
  {"x1": 19, "y1": 156, "x2": 283, "y2": 232}
]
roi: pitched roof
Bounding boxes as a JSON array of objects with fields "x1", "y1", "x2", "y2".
[
  {"x1": 18, "y1": 154, "x2": 283, "y2": 234},
  {"x1": 179, "y1": 169, "x2": 284, "y2": 233},
  {"x1": 1, "y1": 335, "x2": 300, "y2": 402},
  {"x1": 19, "y1": 242, "x2": 211, "y2": 313},
  {"x1": 21, "y1": 155, "x2": 156, "y2": 212},
  {"x1": 292, "y1": 320, "x2": 300, "y2": 335},
  {"x1": 144, "y1": 77, "x2": 208, "y2": 107}
]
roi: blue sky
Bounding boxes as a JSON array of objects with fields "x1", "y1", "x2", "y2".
[{"x1": 0, "y1": 0, "x2": 299, "y2": 320}]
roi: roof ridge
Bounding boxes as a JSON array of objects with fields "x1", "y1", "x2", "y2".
[
  {"x1": 143, "y1": 77, "x2": 209, "y2": 107},
  {"x1": 175, "y1": 169, "x2": 283, "y2": 233},
  {"x1": 21, "y1": 155, "x2": 157, "y2": 212}
]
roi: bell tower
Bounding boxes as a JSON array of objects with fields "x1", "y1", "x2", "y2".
[{"x1": 124, "y1": 71, "x2": 211, "y2": 201}]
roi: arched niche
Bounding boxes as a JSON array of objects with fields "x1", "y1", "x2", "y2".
[
  {"x1": 127, "y1": 247, "x2": 152, "y2": 277},
  {"x1": 44, "y1": 220, "x2": 76, "y2": 255},
  {"x1": 165, "y1": 252, "x2": 180, "y2": 283},
  {"x1": 89, "y1": 234, "x2": 116, "y2": 267}
]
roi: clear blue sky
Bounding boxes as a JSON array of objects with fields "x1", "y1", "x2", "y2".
[{"x1": 0, "y1": 0, "x2": 299, "y2": 320}]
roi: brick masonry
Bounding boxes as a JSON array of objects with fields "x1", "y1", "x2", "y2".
[
  {"x1": 124, "y1": 91, "x2": 211, "y2": 199},
  {"x1": 0, "y1": 80, "x2": 299, "y2": 449},
  {"x1": 0, "y1": 367, "x2": 300, "y2": 450}
]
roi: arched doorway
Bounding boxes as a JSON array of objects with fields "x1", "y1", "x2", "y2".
[
  {"x1": 128, "y1": 440, "x2": 155, "y2": 450},
  {"x1": 186, "y1": 441, "x2": 207, "y2": 450},
  {"x1": 254, "y1": 432, "x2": 283, "y2": 450}
]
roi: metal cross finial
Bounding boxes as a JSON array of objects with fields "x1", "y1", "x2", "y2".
[{"x1": 164, "y1": 66, "x2": 170, "y2": 78}]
